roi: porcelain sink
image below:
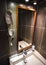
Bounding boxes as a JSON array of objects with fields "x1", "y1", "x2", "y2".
[
  {"x1": 15, "y1": 54, "x2": 44, "y2": 65},
  {"x1": 10, "y1": 50, "x2": 46, "y2": 65}
]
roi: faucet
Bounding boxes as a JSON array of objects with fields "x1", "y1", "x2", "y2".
[
  {"x1": 23, "y1": 50, "x2": 27, "y2": 64},
  {"x1": 32, "y1": 45, "x2": 35, "y2": 51}
]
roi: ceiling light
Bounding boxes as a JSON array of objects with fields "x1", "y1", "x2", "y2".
[
  {"x1": 25, "y1": 0, "x2": 29, "y2": 2},
  {"x1": 10, "y1": 2, "x2": 15, "y2": 7},
  {"x1": 28, "y1": 6, "x2": 31, "y2": 8},
  {"x1": 19, "y1": 4, "x2": 23, "y2": 7},
  {"x1": 33, "y1": 2, "x2": 37, "y2": 5}
]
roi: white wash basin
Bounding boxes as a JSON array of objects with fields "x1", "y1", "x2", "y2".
[
  {"x1": 10, "y1": 49, "x2": 46, "y2": 65},
  {"x1": 15, "y1": 55, "x2": 44, "y2": 65}
]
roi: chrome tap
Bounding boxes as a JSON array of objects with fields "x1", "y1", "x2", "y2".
[
  {"x1": 23, "y1": 50, "x2": 27, "y2": 63},
  {"x1": 32, "y1": 45, "x2": 35, "y2": 51}
]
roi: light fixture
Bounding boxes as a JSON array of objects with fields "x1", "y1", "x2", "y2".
[
  {"x1": 19, "y1": 4, "x2": 23, "y2": 7},
  {"x1": 33, "y1": 2, "x2": 37, "y2": 5},
  {"x1": 25, "y1": 0, "x2": 29, "y2": 2},
  {"x1": 27, "y1": 6, "x2": 31, "y2": 8},
  {"x1": 10, "y1": 2, "x2": 15, "y2": 7}
]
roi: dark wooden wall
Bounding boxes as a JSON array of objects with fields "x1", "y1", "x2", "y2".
[
  {"x1": 34, "y1": 7, "x2": 46, "y2": 59},
  {"x1": 0, "y1": 1, "x2": 10, "y2": 65}
]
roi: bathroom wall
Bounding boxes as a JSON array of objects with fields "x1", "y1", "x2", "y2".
[
  {"x1": 0, "y1": 1, "x2": 10, "y2": 65},
  {"x1": 18, "y1": 8, "x2": 34, "y2": 43},
  {"x1": 7, "y1": 3, "x2": 18, "y2": 56},
  {"x1": 34, "y1": 7, "x2": 46, "y2": 59},
  {"x1": 7, "y1": 2, "x2": 46, "y2": 59}
]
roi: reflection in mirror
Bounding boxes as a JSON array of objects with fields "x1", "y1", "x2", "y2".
[
  {"x1": 5, "y1": 11, "x2": 14, "y2": 47},
  {"x1": 17, "y1": 5, "x2": 36, "y2": 52}
]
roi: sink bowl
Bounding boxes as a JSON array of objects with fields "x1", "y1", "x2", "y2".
[
  {"x1": 10, "y1": 50, "x2": 46, "y2": 65},
  {"x1": 15, "y1": 55, "x2": 44, "y2": 65}
]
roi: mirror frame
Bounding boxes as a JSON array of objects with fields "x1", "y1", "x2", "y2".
[{"x1": 16, "y1": 5, "x2": 36, "y2": 52}]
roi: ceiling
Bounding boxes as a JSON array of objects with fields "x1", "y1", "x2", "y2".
[{"x1": 7, "y1": 0, "x2": 46, "y2": 9}]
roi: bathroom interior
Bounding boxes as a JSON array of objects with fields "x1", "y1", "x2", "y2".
[{"x1": 0, "y1": 0, "x2": 46, "y2": 65}]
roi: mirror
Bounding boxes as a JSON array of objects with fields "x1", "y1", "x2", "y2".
[{"x1": 16, "y1": 5, "x2": 36, "y2": 52}]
